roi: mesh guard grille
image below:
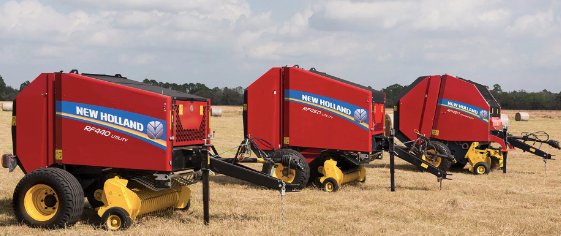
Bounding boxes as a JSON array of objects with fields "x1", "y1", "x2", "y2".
[{"x1": 173, "y1": 105, "x2": 207, "y2": 143}]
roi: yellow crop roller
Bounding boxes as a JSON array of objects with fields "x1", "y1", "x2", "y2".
[
  {"x1": 95, "y1": 176, "x2": 191, "y2": 230},
  {"x1": 317, "y1": 159, "x2": 366, "y2": 192},
  {"x1": 465, "y1": 142, "x2": 503, "y2": 175}
]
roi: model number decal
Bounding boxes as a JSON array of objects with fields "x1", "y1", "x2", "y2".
[
  {"x1": 302, "y1": 107, "x2": 333, "y2": 119},
  {"x1": 84, "y1": 125, "x2": 128, "y2": 143}
]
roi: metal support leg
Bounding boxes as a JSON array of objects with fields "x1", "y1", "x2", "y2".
[
  {"x1": 503, "y1": 152, "x2": 508, "y2": 174},
  {"x1": 201, "y1": 149, "x2": 210, "y2": 225},
  {"x1": 502, "y1": 129, "x2": 508, "y2": 174},
  {"x1": 390, "y1": 130, "x2": 395, "y2": 192}
]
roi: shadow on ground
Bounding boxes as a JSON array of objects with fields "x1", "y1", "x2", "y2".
[
  {"x1": 0, "y1": 198, "x2": 17, "y2": 226},
  {"x1": 210, "y1": 175, "x2": 269, "y2": 189},
  {"x1": 364, "y1": 163, "x2": 422, "y2": 172}
]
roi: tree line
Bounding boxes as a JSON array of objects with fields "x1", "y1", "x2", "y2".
[
  {"x1": 142, "y1": 79, "x2": 244, "y2": 105},
  {"x1": 382, "y1": 83, "x2": 561, "y2": 110},
  {"x1": 1, "y1": 74, "x2": 560, "y2": 109}
]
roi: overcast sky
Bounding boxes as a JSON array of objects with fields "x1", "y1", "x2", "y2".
[{"x1": 1, "y1": 0, "x2": 560, "y2": 91}]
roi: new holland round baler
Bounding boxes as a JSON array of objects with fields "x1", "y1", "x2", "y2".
[
  {"x1": 240, "y1": 66, "x2": 450, "y2": 192},
  {"x1": 394, "y1": 74, "x2": 560, "y2": 174},
  {"x1": 2, "y1": 71, "x2": 294, "y2": 230}
]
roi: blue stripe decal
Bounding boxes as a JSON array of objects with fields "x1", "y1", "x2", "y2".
[
  {"x1": 284, "y1": 90, "x2": 370, "y2": 130},
  {"x1": 56, "y1": 101, "x2": 167, "y2": 149},
  {"x1": 58, "y1": 113, "x2": 167, "y2": 150},
  {"x1": 438, "y1": 99, "x2": 489, "y2": 123}
]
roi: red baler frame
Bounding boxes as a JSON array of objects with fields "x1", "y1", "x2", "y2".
[
  {"x1": 245, "y1": 67, "x2": 385, "y2": 162},
  {"x1": 14, "y1": 72, "x2": 210, "y2": 173}
]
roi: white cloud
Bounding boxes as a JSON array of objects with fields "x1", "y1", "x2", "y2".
[
  {"x1": 0, "y1": 0, "x2": 560, "y2": 92},
  {"x1": 308, "y1": 0, "x2": 512, "y2": 31}
]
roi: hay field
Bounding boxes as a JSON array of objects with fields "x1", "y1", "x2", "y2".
[{"x1": 0, "y1": 107, "x2": 560, "y2": 235}]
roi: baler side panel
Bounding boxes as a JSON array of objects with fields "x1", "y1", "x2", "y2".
[
  {"x1": 56, "y1": 74, "x2": 171, "y2": 171},
  {"x1": 420, "y1": 76, "x2": 442, "y2": 137},
  {"x1": 372, "y1": 102, "x2": 385, "y2": 136},
  {"x1": 432, "y1": 75, "x2": 490, "y2": 142},
  {"x1": 398, "y1": 78, "x2": 431, "y2": 142},
  {"x1": 283, "y1": 68, "x2": 372, "y2": 152},
  {"x1": 245, "y1": 68, "x2": 282, "y2": 150},
  {"x1": 15, "y1": 74, "x2": 50, "y2": 173}
]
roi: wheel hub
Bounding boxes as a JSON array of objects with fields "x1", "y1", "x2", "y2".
[
  {"x1": 477, "y1": 166, "x2": 486, "y2": 174},
  {"x1": 272, "y1": 164, "x2": 297, "y2": 183},
  {"x1": 325, "y1": 182, "x2": 334, "y2": 192},
  {"x1": 424, "y1": 149, "x2": 443, "y2": 167},
  {"x1": 107, "y1": 215, "x2": 122, "y2": 230},
  {"x1": 44, "y1": 195, "x2": 57, "y2": 208},
  {"x1": 23, "y1": 184, "x2": 59, "y2": 222}
]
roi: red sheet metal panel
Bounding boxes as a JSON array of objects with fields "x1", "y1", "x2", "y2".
[
  {"x1": 372, "y1": 102, "x2": 385, "y2": 136},
  {"x1": 282, "y1": 68, "x2": 372, "y2": 152},
  {"x1": 419, "y1": 76, "x2": 442, "y2": 137},
  {"x1": 398, "y1": 76, "x2": 432, "y2": 141},
  {"x1": 432, "y1": 75, "x2": 490, "y2": 142},
  {"x1": 54, "y1": 73, "x2": 173, "y2": 171},
  {"x1": 15, "y1": 74, "x2": 50, "y2": 173},
  {"x1": 245, "y1": 68, "x2": 282, "y2": 150},
  {"x1": 172, "y1": 100, "x2": 209, "y2": 146}
]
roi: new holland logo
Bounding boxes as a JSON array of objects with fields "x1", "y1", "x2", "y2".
[
  {"x1": 353, "y1": 109, "x2": 367, "y2": 123},
  {"x1": 146, "y1": 121, "x2": 164, "y2": 139},
  {"x1": 479, "y1": 110, "x2": 489, "y2": 119}
]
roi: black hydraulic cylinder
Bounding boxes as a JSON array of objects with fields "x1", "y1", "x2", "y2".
[{"x1": 200, "y1": 149, "x2": 210, "y2": 225}]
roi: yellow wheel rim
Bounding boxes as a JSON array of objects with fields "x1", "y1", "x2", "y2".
[
  {"x1": 325, "y1": 182, "x2": 334, "y2": 192},
  {"x1": 477, "y1": 166, "x2": 486, "y2": 174},
  {"x1": 23, "y1": 184, "x2": 59, "y2": 222},
  {"x1": 106, "y1": 215, "x2": 122, "y2": 230},
  {"x1": 272, "y1": 164, "x2": 296, "y2": 183},
  {"x1": 424, "y1": 149, "x2": 443, "y2": 167}
]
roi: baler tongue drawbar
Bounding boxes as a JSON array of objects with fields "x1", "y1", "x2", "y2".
[
  {"x1": 493, "y1": 130, "x2": 559, "y2": 160},
  {"x1": 548, "y1": 140, "x2": 561, "y2": 149}
]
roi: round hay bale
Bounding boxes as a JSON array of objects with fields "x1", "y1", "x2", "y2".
[
  {"x1": 515, "y1": 112, "x2": 530, "y2": 121},
  {"x1": 384, "y1": 113, "x2": 393, "y2": 136},
  {"x1": 2, "y1": 102, "x2": 13, "y2": 111},
  {"x1": 211, "y1": 107, "x2": 223, "y2": 117},
  {"x1": 500, "y1": 114, "x2": 509, "y2": 127}
]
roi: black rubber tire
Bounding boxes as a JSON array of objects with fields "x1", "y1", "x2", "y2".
[
  {"x1": 13, "y1": 167, "x2": 84, "y2": 228},
  {"x1": 450, "y1": 161, "x2": 467, "y2": 170},
  {"x1": 473, "y1": 162, "x2": 490, "y2": 175},
  {"x1": 262, "y1": 149, "x2": 310, "y2": 190},
  {"x1": 101, "y1": 207, "x2": 132, "y2": 230},
  {"x1": 427, "y1": 141, "x2": 452, "y2": 172},
  {"x1": 85, "y1": 182, "x2": 104, "y2": 209},
  {"x1": 321, "y1": 177, "x2": 340, "y2": 192}
]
